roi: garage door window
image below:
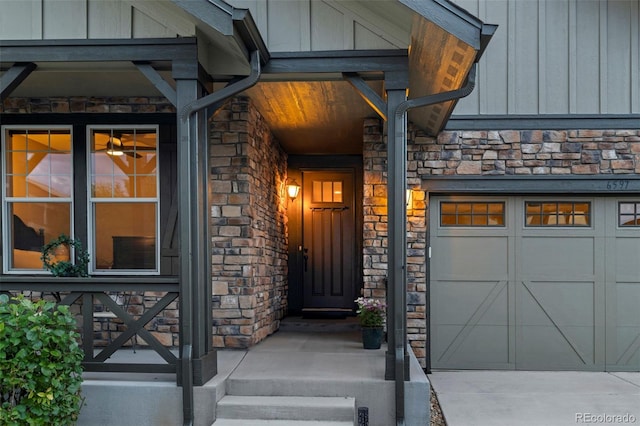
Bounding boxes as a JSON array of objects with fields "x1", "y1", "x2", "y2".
[
  {"x1": 619, "y1": 202, "x2": 640, "y2": 226},
  {"x1": 525, "y1": 201, "x2": 590, "y2": 226},
  {"x1": 440, "y1": 202, "x2": 505, "y2": 227}
]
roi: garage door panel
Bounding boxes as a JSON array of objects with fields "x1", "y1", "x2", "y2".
[
  {"x1": 519, "y1": 281, "x2": 595, "y2": 327},
  {"x1": 612, "y1": 327, "x2": 640, "y2": 366},
  {"x1": 434, "y1": 236, "x2": 508, "y2": 280},
  {"x1": 614, "y1": 238, "x2": 640, "y2": 280},
  {"x1": 431, "y1": 280, "x2": 509, "y2": 325},
  {"x1": 433, "y1": 325, "x2": 511, "y2": 368},
  {"x1": 520, "y1": 237, "x2": 596, "y2": 277},
  {"x1": 615, "y1": 283, "x2": 640, "y2": 325},
  {"x1": 607, "y1": 282, "x2": 640, "y2": 370},
  {"x1": 518, "y1": 326, "x2": 597, "y2": 369},
  {"x1": 518, "y1": 279, "x2": 598, "y2": 369}
]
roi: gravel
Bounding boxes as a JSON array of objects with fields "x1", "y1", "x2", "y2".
[{"x1": 430, "y1": 385, "x2": 447, "y2": 426}]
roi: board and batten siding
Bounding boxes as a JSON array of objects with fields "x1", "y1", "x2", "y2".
[
  {"x1": 452, "y1": 0, "x2": 640, "y2": 116},
  {"x1": 0, "y1": 0, "x2": 191, "y2": 40},
  {"x1": 227, "y1": 0, "x2": 407, "y2": 50}
]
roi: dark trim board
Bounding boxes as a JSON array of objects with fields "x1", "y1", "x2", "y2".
[
  {"x1": 0, "y1": 113, "x2": 176, "y2": 125},
  {"x1": 0, "y1": 38, "x2": 198, "y2": 63},
  {"x1": 423, "y1": 176, "x2": 640, "y2": 194},
  {"x1": 264, "y1": 50, "x2": 408, "y2": 75},
  {"x1": 445, "y1": 115, "x2": 640, "y2": 130}
]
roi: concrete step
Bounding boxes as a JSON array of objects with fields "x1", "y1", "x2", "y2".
[
  {"x1": 215, "y1": 395, "x2": 355, "y2": 423},
  {"x1": 213, "y1": 420, "x2": 354, "y2": 426}
]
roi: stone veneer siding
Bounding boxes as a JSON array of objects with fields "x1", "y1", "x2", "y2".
[
  {"x1": 414, "y1": 129, "x2": 640, "y2": 176},
  {"x1": 364, "y1": 120, "x2": 640, "y2": 369},
  {"x1": 209, "y1": 97, "x2": 289, "y2": 348},
  {"x1": 362, "y1": 119, "x2": 428, "y2": 366}
]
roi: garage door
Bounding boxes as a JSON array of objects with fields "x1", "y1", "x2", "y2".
[{"x1": 430, "y1": 196, "x2": 640, "y2": 371}]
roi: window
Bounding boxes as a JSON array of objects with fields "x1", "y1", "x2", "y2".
[
  {"x1": 312, "y1": 180, "x2": 343, "y2": 203},
  {"x1": 619, "y1": 202, "x2": 640, "y2": 227},
  {"x1": 1, "y1": 125, "x2": 160, "y2": 275},
  {"x1": 525, "y1": 201, "x2": 590, "y2": 227},
  {"x1": 88, "y1": 126, "x2": 159, "y2": 273},
  {"x1": 2, "y1": 127, "x2": 73, "y2": 272},
  {"x1": 440, "y1": 202, "x2": 505, "y2": 227}
]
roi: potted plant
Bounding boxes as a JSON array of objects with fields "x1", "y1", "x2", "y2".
[{"x1": 355, "y1": 297, "x2": 386, "y2": 349}]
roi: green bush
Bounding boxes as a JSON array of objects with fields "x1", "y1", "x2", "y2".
[{"x1": 0, "y1": 294, "x2": 84, "y2": 425}]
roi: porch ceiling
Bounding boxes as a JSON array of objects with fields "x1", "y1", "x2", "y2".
[{"x1": 232, "y1": 0, "x2": 495, "y2": 156}]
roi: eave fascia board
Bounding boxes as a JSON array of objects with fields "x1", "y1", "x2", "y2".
[
  {"x1": 398, "y1": 0, "x2": 483, "y2": 50},
  {"x1": 171, "y1": 0, "x2": 234, "y2": 35},
  {"x1": 232, "y1": 8, "x2": 270, "y2": 64},
  {"x1": 0, "y1": 38, "x2": 198, "y2": 63},
  {"x1": 264, "y1": 50, "x2": 408, "y2": 75},
  {"x1": 171, "y1": 0, "x2": 269, "y2": 65}
]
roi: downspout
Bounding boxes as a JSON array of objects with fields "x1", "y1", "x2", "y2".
[
  {"x1": 178, "y1": 49, "x2": 261, "y2": 426},
  {"x1": 392, "y1": 63, "x2": 476, "y2": 426}
]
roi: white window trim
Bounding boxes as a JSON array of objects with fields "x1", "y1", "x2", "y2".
[
  {"x1": 86, "y1": 125, "x2": 161, "y2": 275},
  {"x1": 1, "y1": 125, "x2": 75, "y2": 274}
]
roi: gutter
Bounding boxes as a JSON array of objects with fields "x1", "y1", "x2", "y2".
[
  {"x1": 392, "y1": 63, "x2": 476, "y2": 426},
  {"x1": 178, "y1": 49, "x2": 261, "y2": 426}
]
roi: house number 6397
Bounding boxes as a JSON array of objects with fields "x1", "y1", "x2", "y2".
[{"x1": 606, "y1": 180, "x2": 630, "y2": 190}]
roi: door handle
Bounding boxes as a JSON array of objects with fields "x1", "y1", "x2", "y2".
[{"x1": 303, "y1": 248, "x2": 309, "y2": 272}]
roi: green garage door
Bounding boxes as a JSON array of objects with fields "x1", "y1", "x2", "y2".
[{"x1": 430, "y1": 196, "x2": 640, "y2": 371}]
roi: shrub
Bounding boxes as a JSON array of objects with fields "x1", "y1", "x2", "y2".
[{"x1": 0, "y1": 294, "x2": 84, "y2": 425}]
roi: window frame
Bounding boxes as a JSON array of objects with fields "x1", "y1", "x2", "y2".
[
  {"x1": 1, "y1": 125, "x2": 75, "y2": 274},
  {"x1": 86, "y1": 125, "x2": 161, "y2": 275},
  {"x1": 524, "y1": 200, "x2": 592, "y2": 227},
  {"x1": 439, "y1": 201, "x2": 506, "y2": 228},
  {"x1": 618, "y1": 201, "x2": 640, "y2": 227}
]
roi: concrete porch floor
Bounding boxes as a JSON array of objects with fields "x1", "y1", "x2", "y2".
[{"x1": 77, "y1": 317, "x2": 430, "y2": 426}]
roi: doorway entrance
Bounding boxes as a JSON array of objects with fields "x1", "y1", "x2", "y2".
[
  {"x1": 286, "y1": 157, "x2": 363, "y2": 316},
  {"x1": 301, "y1": 170, "x2": 356, "y2": 312}
]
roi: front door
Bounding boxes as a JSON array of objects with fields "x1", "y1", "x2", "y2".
[{"x1": 302, "y1": 170, "x2": 356, "y2": 311}]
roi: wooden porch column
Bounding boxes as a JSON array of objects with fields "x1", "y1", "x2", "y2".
[
  {"x1": 174, "y1": 58, "x2": 217, "y2": 390},
  {"x1": 385, "y1": 69, "x2": 411, "y2": 386}
]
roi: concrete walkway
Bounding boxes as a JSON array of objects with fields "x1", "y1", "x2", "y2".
[{"x1": 429, "y1": 371, "x2": 640, "y2": 426}]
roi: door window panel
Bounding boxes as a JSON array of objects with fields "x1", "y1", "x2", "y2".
[
  {"x1": 312, "y1": 180, "x2": 343, "y2": 203},
  {"x1": 525, "y1": 201, "x2": 591, "y2": 226},
  {"x1": 440, "y1": 202, "x2": 505, "y2": 227},
  {"x1": 619, "y1": 202, "x2": 640, "y2": 226}
]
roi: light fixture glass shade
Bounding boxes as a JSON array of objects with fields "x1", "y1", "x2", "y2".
[
  {"x1": 286, "y1": 179, "x2": 301, "y2": 201},
  {"x1": 106, "y1": 137, "x2": 124, "y2": 156}
]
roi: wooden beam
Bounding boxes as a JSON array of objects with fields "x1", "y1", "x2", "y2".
[
  {"x1": 264, "y1": 50, "x2": 408, "y2": 74},
  {"x1": 343, "y1": 72, "x2": 387, "y2": 120},
  {"x1": 0, "y1": 62, "x2": 36, "y2": 100},
  {"x1": 0, "y1": 39, "x2": 197, "y2": 63},
  {"x1": 135, "y1": 62, "x2": 178, "y2": 106}
]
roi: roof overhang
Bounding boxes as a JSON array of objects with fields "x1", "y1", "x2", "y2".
[
  {"x1": 399, "y1": 0, "x2": 497, "y2": 135},
  {"x1": 170, "y1": 0, "x2": 269, "y2": 77}
]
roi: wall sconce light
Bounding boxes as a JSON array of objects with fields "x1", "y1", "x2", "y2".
[
  {"x1": 286, "y1": 178, "x2": 301, "y2": 202},
  {"x1": 406, "y1": 189, "x2": 413, "y2": 208},
  {"x1": 106, "y1": 137, "x2": 124, "y2": 157}
]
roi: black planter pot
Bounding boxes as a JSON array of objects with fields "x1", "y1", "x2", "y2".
[{"x1": 361, "y1": 326, "x2": 384, "y2": 349}]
